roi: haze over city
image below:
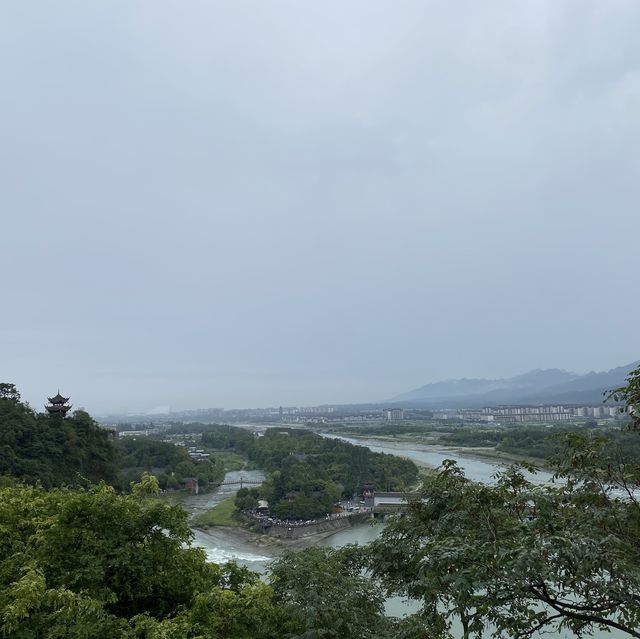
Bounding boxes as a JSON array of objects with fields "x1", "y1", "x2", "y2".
[{"x1": 2, "y1": 2, "x2": 640, "y2": 413}]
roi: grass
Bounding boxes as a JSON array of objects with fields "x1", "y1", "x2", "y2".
[
  {"x1": 156, "y1": 489, "x2": 192, "y2": 505},
  {"x1": 191, "y1": 496, "x2": 239, "y2": 527}
]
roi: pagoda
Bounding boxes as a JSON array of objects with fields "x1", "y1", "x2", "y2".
[{"x1": 46, "y1": 391, "x2": 72, "y2": 416}]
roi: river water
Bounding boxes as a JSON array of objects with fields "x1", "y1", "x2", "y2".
[
  {"x1": 185, "y1": 469, "x2": 273, "y2": 573},
  {"x1": 185, "y1": 437, "x2": 551, "y2": 572},
  {"x1": 187, "y1": 439, "x2": 556, "y2": 570},
  {"x1": 185, "y1": 441, "x2": 622, "y2": 638},
  {"x1": 326, "y1": 434, "x2": 555, "y2": 484}
]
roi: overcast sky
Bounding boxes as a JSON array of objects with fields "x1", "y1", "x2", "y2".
[{"x1": 2, "y1": 1, "x2": 639, "y2": 413}]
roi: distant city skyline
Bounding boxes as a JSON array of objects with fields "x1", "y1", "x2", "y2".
[
  {"x1": 2, "y1": 2, "x2": 639, "y2": 414},
  {"x1": 13, "y1": 357, "x2": 637, "y2": 415}
]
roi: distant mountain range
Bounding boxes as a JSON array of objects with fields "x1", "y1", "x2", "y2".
[{"x1": 390, "y1": 361, "x2": 640, "y2": 408}]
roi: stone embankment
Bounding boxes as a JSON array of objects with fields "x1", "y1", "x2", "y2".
[{"x1": 255, "y1": 512, "x2": 371, "y2": 540}]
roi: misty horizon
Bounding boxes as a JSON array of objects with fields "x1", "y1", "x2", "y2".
[{"x1": 17, "y1": 358, "x2": 637, "y2": 416}]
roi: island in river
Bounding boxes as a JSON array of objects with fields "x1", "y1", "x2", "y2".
[{"x1": 185, "y1": 435, "x2": 553, "y2": 572}]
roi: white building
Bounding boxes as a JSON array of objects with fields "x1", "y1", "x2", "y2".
[{"x1": 384, "y1": 408, "x2": 404, "y2": 421}]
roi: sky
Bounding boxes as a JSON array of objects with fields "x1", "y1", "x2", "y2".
[{"x1": 1, "y1": 1, "x2": 639, "y2": 414}]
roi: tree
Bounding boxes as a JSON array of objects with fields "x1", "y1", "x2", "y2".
[
  {"x1": 234, "y1": 487, "x2": 259, "y2": 511},
  {"x1": 0, "y1": 386, "x2": 118, "y2": 487},
  {"x1": 270, "y1": 546, "x2": 395, "y2": 639},
  {"x1": 0, "y1": 383, "x2": 20, "y2": 402},
  {"x1": 366, "y1": 368, "x2": 640, "y2": 639},
  {"x1": 609, "y1": 364, "x2": 640, "y2": 428},
  {"x1": 0, "y1": 480, "x2": 291, "y2": 638}
]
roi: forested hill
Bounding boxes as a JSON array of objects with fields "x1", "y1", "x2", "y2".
[
  {"x1": 0, "y1": 384, "x2": 118, "y2": 487},
  {"x1": 0, "y1": 383, "x2": 225, "y2": 491}
]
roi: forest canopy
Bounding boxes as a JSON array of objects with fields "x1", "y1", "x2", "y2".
[
  {"x1": 0, "y1": 384, "x2": 223, "y2": 491},
  {"x1": 0, "y1": 384, "x2": 117, "y2": 487}
]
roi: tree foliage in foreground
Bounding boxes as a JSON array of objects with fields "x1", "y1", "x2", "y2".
[
  {"x1": 0, "y1": 478, "x2": 398, "y2": 638},
  {"x1": 0, "y1": 479, "x2": 292, "y2": 638},
  {"x1": 366, "y1": 366, "x2": 640, "y2": 638},
  {"x1": 609, "y1": 364, "x2": 640, "y2": 429},
  {"x1": 269, "y1": 547, "x2": 394, "y2": 639}
]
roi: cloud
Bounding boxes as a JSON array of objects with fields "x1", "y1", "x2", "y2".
[{"x1": 1, "y1": 1, "x2": 639, "y2": 411}]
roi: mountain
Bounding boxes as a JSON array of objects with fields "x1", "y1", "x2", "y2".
[
  {"x1": 392, "y1": 369, "x2": 579, "y2": 403},
  {"x1": 391, "y1": 361, "x2": 639, "y2": 408}
]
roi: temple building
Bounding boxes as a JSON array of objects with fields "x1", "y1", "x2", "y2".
[{"x1": 46, "y1": 391, "x2": 72, "y2": 416}]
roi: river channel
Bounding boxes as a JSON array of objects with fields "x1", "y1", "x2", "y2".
[
  {"x1": 186, "y1": 439, "x2": 555, "y2": 571},
  {"x1": 184, "y1": 440, "x2": 620, "y2": 637},
  {"x1": 327, "y1": 434, "x2": 555, "y2": 484}
]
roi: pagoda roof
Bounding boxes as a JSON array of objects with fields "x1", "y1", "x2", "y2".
[
  {"x1": 46, "y1": 403, "x2": 72, "y2": 413},
  {"x1": 48, "y1": 392, "x2": 70, "y2": 404}
]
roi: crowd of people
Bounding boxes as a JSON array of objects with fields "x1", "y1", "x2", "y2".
[{"x1": 247, "y1": 505, "x2": 368, "y2": 530}]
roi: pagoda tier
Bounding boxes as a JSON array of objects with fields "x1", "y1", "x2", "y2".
[
  {"x1": 48, "y1": 392, "x2": 70, "y2": 404},
  {"x1": 46, "y1": 391, "x2": 72, "y2": 415}
]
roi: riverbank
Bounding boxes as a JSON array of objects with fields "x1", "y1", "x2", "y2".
[
  {"x1": 438, "y1": 444, "x2": 547, "y2": 467},
  {"x1": 324, "y1": 433, "x2": 555, "y2": 486},
  {"x1": 182, "y1": 467, "x2": 376, "y2": 562},
  {"x1": 191, "y1": 496, "x2": 237, "y2": 527},
  {"x1": 185, "y1": 438, "x2": 554, "y2": 566},
  {"x1": 192, "y1": 519, "x2": 361, "y2": 555},
  {"x1": 330, "y1": 433, "x2": 547, "y2": 469},
  {"x1": 192, "y1": 496, "x2": 371, "y2": 541}
]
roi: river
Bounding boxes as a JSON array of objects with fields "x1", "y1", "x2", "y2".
[
  {"x1": 186, "y1": 438, "x2": 557, "y2": 570},
  {"x1": 185, "y1": 470, "x2": 273, "y2": 573},
  {"x1": 325, "y1": 434, "x2": 555, "y2": 484},
  {"x1": 185, "y1": 441, "x2": 622, "y2": 637}
]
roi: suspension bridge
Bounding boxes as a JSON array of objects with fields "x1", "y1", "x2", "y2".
[{"x1": 220, "y1": 478, "x2": 263, "y2": 488}]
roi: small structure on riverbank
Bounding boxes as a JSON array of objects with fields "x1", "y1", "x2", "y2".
[
  {"x1": 364, "y1": 490, "x2": 420, "y2": 511},
  {"x1": 179, "y1": 477, "x2": 199, "y2": 494}
]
